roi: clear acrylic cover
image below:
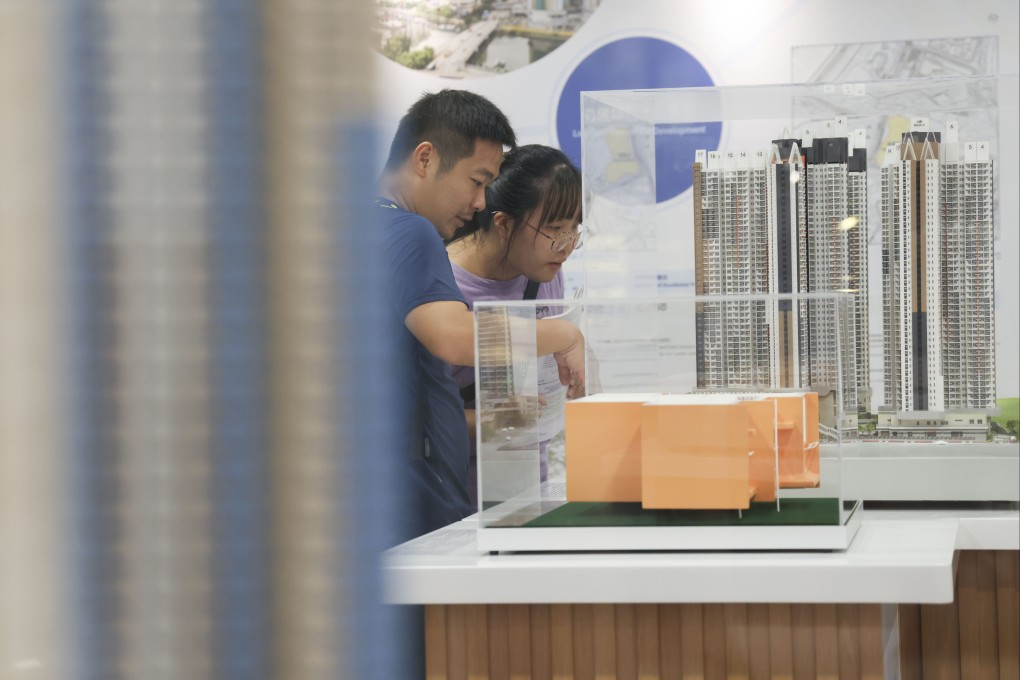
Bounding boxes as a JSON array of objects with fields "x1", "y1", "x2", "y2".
[
  {"x1": 573, "y1": 75, "x2": 1019, "y2": 510},
  {"x1": 473, "y1": 293, "x2": 860, "y2": 551}
]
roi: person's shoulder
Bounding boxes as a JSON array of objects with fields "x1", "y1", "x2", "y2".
[
  {"x1": 381, "y1": 208, "x2": 443, "y2": 248},
  {"x1": 381, "y1": 207, "x2": 433, "y2": 233}
]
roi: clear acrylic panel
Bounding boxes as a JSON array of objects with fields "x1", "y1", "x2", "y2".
[
  {"x1": 579, "y1": 76, "x2": 1013, "y2": 300},
  {"x1": 474, "y1": 293, "x2": 858, "y2": 549},
  {"x1": 576, "y1": 76, "x2": 1019, "y2": 508}
]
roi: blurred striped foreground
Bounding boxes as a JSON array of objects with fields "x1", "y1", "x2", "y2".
[{"x1": 1, "y1": 2, "x2": 410, "y2": 678}]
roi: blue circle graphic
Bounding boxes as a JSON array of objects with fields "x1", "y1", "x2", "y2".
[{"x1": 556, "y1": 37, "x2": 720, "y2": 202}]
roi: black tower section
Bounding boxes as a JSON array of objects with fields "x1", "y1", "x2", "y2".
[
  {"x1": 771, "y1": 137, "x2": 802, "y2": 313},
  {"x1": 849, "y1": 146, "x2": 867, "y2": 172},
  {"x1": 913, "y1": 312, "x2": 929, "y2": 411},
  {"x1": 771, "y1": 162, "x2": 795, "y2": 312},
  {"x1": 771, "y1": 138, "x2": 802, "y2": 388},
  {"x1": 811, "y1": 136, "x2": 849, "y2": 165},
  {"x1": 911, "y1": 156, "x2": 929, "y2": 411},
  {"x1": 901, "y1": 131, "x2": 940, "y2": 411}
]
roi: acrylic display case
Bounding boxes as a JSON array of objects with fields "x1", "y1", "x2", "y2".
[
  {"x1": 576, "y1": 75, "x2": 1020, "y2": 503},
  {"x1": 473, "y1": 293, "x2": 862, "y2": 553}
]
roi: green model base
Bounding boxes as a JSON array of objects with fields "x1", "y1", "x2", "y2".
[{"x1": 523, "y1": 497, "x2": 841, "y2": 528}]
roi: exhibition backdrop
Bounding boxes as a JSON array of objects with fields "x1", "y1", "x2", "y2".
[{"x1": 372, "y1": 0, "x2": 1019, "y2": 406}]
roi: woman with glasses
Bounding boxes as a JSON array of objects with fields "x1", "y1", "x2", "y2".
[{"x1": 446, "y1": 144, "x2": 584, "y2": 499}]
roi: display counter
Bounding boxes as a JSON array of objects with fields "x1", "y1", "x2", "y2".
[{"x1": 383, "y1": 505, "x2": 1018, "y2": 679}]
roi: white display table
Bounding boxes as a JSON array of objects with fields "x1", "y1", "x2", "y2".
[
  {"x1": 384, "y1": 507, "x2": 1016, "y2": 605},
  {"x1": 383, "y1": 506, "x2": 1019, "y2": 679}
]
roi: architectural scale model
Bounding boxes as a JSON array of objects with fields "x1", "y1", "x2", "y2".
[
  {"x1": 476, "y1": 306, "x2": 515, "y2": 401},
  {"x1": 474, "y1": 306, "x2": 535, "y2": 436},
  {"x1": 877, "y1": 120, "x2": 996, "y2": 439},
  {"x1": 565, "y1": 392, "x2": 820, "y2": 511},
  {"x1": 692, "y1": 119, "x2": 867, "y2": 431}
]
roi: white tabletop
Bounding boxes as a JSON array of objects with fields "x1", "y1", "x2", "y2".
[{"x1": 382, "y1": 506, "x2": 1018, "y2": 605}]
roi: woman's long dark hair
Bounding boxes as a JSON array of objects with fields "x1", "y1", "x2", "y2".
[{"x1": 447, "y1": 144, "x2": 581, "y2": 255}]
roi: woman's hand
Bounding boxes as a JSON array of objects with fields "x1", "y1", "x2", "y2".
[{"x1": 552, "y1": 323, "x2": 586, "y2": 398}]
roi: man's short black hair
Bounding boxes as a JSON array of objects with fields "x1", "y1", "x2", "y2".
[{"x1": 383, "y1": 89, "x2": 516, "y2": 173}]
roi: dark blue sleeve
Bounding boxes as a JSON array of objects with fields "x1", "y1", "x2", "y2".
[{"x1": 383, "y1": 213, "x2": 467, "y2": 321}]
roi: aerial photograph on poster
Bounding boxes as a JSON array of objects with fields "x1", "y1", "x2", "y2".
[{"x1": 373, "y1": 0, "x2": 601, "y2": 78}]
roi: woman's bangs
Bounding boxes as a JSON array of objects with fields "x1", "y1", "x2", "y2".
[{"x1": 535, "y1": 167, "x2": 581, "y2": 226}]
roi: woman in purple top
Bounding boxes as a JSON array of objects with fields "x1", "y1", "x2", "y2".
[{"x1": 446, "y1": 144, "x2": 584, "y2": 503}]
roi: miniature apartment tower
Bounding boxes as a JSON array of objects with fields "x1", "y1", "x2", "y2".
[
  {"x1": 475, "y1": 307, "x2": 532, "y2": 438},
  {"x1": 476, "y1": 306, "x2": 516, "y2": 403},
  {"x1": 693, "y1": 148, "x2": 774, "y2": 390},
  {"x1": 693, "y1": 119, "x2": 866, "y2": 426},
  {"x1": 797, "y1": 121, "x2": 867, "y2": 420},
  {"x1": 845, "y1": 130, "x2": 871, "y2": 410},
  {"x1": 941, "y1": 137, "x2": 995, "y2": 410},
  {"x1": 879, "y1": 120, "x2": 996, "y2": 433}
]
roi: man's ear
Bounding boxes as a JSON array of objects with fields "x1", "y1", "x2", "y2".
[{"x1": 412, "y1": 141, "x2": 435, "y2": 178}]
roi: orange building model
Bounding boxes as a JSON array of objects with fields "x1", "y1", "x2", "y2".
[
  {"x1": 641, "y1": 395, "x2": 777, "y2": 510},
  {"x1": 565, "y1": 392, "x2": 820, "y2": 510},
  {"x1": 564, "y1": 393, "x2": 658, "y2": 502},
  {"x1": 751, "y1": 392, "x2": 820, "y2": 488}
]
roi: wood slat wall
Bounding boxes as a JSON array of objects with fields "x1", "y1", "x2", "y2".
[
  {"x1": 899, "y1": 550, "x2": 1020, "y2": 680},
  {"x1": 424, "y1": 551, "x2": 1018, "y2": 680},
  {"x1": 426, "y1": 602, "x2": 884, "y2": 680}
]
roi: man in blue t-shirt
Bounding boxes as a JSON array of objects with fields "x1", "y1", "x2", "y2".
[{"x1": 377, "y1": 90, "x2": 586, "y2": 544}]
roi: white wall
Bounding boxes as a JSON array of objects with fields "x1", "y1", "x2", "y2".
[{"x1": 371, "y1": 0, "x2": 1020, "y2": 401}]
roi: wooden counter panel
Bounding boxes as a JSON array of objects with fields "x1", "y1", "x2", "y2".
[
  {"x1": 426, "y1": 602, "x2": 882, "y2": 679},
  {"x1": 422, "y1": 550, "x2": 1018, "y2": 679},
  {"x1": 898, "y1": 550, "x2": 1019, "y2": 680}
]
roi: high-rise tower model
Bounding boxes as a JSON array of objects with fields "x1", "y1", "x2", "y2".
[
  {"x1": 477, "y1": 307, "x2": 516, "y2": 402},
  {"x1": 693, "y1": 118, "x2": 868, "y2": 430},
  {"x1": 797, "y1": 125, "x2": 870, "y2": 418},
  {"x1": 693, "y1": 147, "x2": 773, "y2": 390},
  {"x1": 879, "y1": 120, "x2": 995, "y2": 438}
]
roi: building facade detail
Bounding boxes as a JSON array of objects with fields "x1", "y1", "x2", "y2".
[
  {"x1": 693, "y1": 119, "x2": 868, "y2": 430},
  {"x1": 878, "y1": 120, "x2": 996, "y2": 439}
]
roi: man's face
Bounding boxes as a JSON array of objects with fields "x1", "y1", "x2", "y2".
[{"x1": 421, "y1": 139, "x2": 504, "y2": 239}]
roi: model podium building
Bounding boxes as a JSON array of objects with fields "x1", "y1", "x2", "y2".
[
  {"x1": 565, "y1": 392, "x2": 819, "y2": 510},
  {"x1": 692, "y1": 119, "x2": 867, "y2": 430},
  {"x1": 878, "y1": 120, "x2": 997, "y2": 439}
]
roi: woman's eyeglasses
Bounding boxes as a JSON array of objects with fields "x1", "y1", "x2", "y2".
[{"x1": 525, "y1": 222, "x2": 585, "y2": 253}]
